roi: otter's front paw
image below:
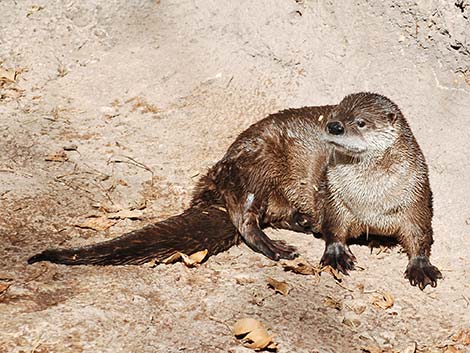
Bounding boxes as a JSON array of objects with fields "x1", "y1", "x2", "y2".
[
  {"x1": 320, "y1": 242, "x2": 356, "y2": 274},
  {"x1": 405, "y1": 256, "x2": 442, "y2": 290}
]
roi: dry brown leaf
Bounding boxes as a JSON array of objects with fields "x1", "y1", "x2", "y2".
[
  {"x1": 117, "y1": 179, "x2": 129, "y2": 187},
  {"x1": 323, "y1": 296, "x2": 343, "y2": 310},
  {"x1": 267, "y1": 277, "x2": 290, "y2": 296},
  {"x1": 185, "y1": 249, "x2": 208, "y2": 265},
  {"x1": 233, "y1": 318, "x2": 263, "y2": 336},
  {"x1": 443, "y1": 345, "x2": 462, "y2": 353},
  {"x1": 267, "y1": 342, "x2": 278, "y2": 350},
  {"x1": 106, "y1": 209, "x2": 144, "y2": 220},
  {"x1": 235, "y1": 276, "x2": 255, "y2": 285},
  {"x1": 351, "y1": 305, "x2": 367, "y2": 315},
  {"x1": 372, "y1": 291, "x2": 394, "y2": 309},
  {"x1": 0, "y1": 86, "x2": 25, "y2": 101},
  {"x1": 0, "y1": 67, "x2": 17, "y2": 82},
  {"x1": 342, "y1": 317, "x2": 361, "y2": 328},
  {"x1": 320, "y1": 265, "x2": 343, "y2": 281},
  {"x1": 282, "y1": 257, "x2": 319, "y2": 275},
  {"x1": 162, "y1": 250, "x2": 208, "y2": 267},
  {"x1": 0, "y1": 283, "x2": 11, "y2": 295},
  {"x1": 162, "y1": 252, "x2": 182, "y2": 264},
  {"x1": 57, "y1": 64, "x2": 68, "y2": 77},
  {"x1": 95, "y1": 203, "x2": 124, "y2": 213},
  {"x1": 282, "y1": 259, "x2": 343, "y2": 282},
  {"x1": 27, "y1": 5, "x2": 44, "y2": 17},
  {"x1": 76, "y1": 216, "x2": 116, "y2": 231},
  {"x1": 180, "y1": 253, "x2": 195, "y2": 265},
  {"x1": 126, "y1": 96, "x2": 160, "y2": 114},
  {"x1": 133, "y1": 199, "x2": 148, "y2": 210},
  {"x1": 45, "y1": 150, "x2": 68, "y2": 162},
  {"x1": 452, "y1": 329, "x2": 470, "y2": 345},
  {"x1": 233, "y1": 318, "x2": 277, "y2": 351},
  {"x1": 243, "y1": 327, "x2": 276, "y2": 350}
]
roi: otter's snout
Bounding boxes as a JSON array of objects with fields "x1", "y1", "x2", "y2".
[{"x1": 327, "y1": 121, "x2": 344, "y2": 135}]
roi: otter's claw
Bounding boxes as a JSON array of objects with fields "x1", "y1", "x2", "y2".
[
  {"x1": 405, "y1": 256, "x2": 442, "y2": 290},
  {"x1": 320, "y1": 242, "x2": 356, "y2": 274},
  {"x1": 266, "y1": 239, "x2": 299, "y2": 260}
]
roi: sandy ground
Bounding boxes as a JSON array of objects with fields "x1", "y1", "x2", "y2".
[{"x1": 1, "y1": 1, "x2": 470, "y2": 352}]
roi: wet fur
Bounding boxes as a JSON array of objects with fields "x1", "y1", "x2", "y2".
[{"x1": 28, "y1": 92, "x2": 441, "y2": 289}]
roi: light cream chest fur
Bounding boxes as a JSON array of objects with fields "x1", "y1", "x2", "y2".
[{"x1": 327, "y1": 159, "x2": 417, "y2": 231}]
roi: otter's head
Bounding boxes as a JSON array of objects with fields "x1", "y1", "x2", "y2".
[{"x1": 324, "y1": 92, "x2": 402, "y2": 157}]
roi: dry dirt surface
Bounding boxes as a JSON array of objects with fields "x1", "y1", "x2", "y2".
[{"x1": 1, "y1": 1, "x2": 470, "y2": 352}]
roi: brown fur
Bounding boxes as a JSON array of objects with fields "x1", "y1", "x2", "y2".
[{"x1": 28, "y1": 92, "x2": 441, "y2": 289}]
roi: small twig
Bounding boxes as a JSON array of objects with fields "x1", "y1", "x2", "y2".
[
  {"x1": 226, "y1": 75, "x2": 234, "y2": 88},
  {"x1": 362, "y1": 289, "x2": 380, "y2": 294},
  {"x1": 455, "y1": 295, "x2": 470, "y2": 307},
  {"x1": 0, "y1": 169, "x2": 33, "y2": 178},
  {"x1": 124, "y1": 155, "x2": 154, "y2": 175},
  {"x1": 209, "y1": 316, "x2": 232, "y2": 332},
  {"x1": 80, "y1": 162, "x2": 110, "y2": 180},
  {"x1": 86, "y1": 179, "x2": 116, "y2": 205},
  {"x1": 463, "y1": 295, "x2": 470, "y2": 307},
  {"x1": 108, "y1": 155, "x2": 154, "y2": 183},
  {"x1": 336, "y1": 281, "x2": 355, "y2": 292},
  {"x1": 55, "y1": 164, "x2": 115, "y2": 205},
  {"x1": 58, "y1": 181, "x2": 97, "y2": 202}
]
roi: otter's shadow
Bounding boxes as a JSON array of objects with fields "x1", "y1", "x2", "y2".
[
  {"x1": 347, "y1": 233, "x2": 399, "y2": 248},
  {"x1": 312, "y1": 232, "x2": 399, "y2": 249}
]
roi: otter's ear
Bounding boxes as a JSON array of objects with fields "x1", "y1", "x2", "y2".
[{"x1": 387, "y1": 112, "x2": 398, "y2": 125}]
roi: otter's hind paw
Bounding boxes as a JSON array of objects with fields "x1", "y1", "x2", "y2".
[
  {"x1": 405, "y1": 256, "x2": 442, "y2": 290},
  {"x1": 269, "y1": 239, "x2": 299, "y2": 260}
]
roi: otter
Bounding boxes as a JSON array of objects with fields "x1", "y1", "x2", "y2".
[{"x1": 28, "y1": 92, "x2": 442, "y2": 290}]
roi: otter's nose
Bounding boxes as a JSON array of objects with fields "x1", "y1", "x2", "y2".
[{"x1": 327, "y1": 121, "x2": 344, "y2": 135}]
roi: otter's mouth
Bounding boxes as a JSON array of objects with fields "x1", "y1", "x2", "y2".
[{"x1": 326, "y1": 138, "x2": 368, "y2": 155}]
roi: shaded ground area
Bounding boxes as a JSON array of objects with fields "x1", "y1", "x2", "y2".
[{"x1": 1, "y1": 1, "x2": 469, "y2": 352}]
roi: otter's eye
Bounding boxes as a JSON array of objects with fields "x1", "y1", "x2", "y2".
[{"x1": 356, "y1": 120, "x2": 366, "y2": 128}]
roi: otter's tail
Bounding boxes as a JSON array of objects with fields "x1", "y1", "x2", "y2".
[{"x1": 28, "y1": 205, "x2": 239, "y2": 266}]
